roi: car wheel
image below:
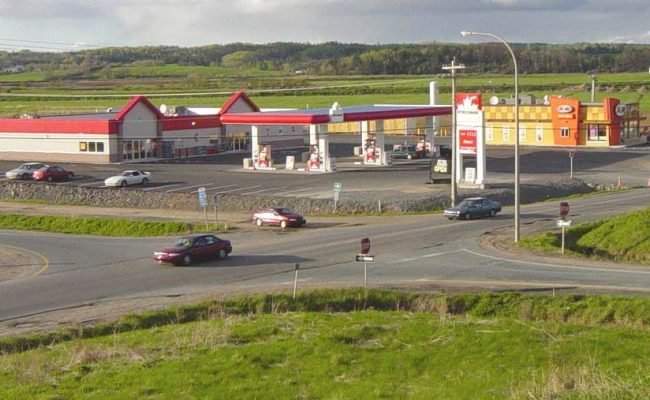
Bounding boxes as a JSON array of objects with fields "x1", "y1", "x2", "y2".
[
  {"x1": 182, "y1": 254, "x2": 192, "y2": 266},
  {"x1": 142, "y1": 178, "x2": 149, "y2": 184},
  {"x1": 21, "y1": 173, "x2": 29, "y2": 180},
  {"x1": 256, "y1": 218, "x2": 263, "y2": 227},
  {"x1": 217, "y1": 248, "x2": 227, "y2": 259},
  {"x1": 280, "y1": 220, "x2": 288, "y2": 229},
  {"x1": 120, "y1": 180, "x2": 128, "y2": 188},
  {"x1": 489, "y1": 209, "x2": 496, "y2": 217},
  {"x1": 407, "y1": 154, "x2": 412, "y2": 160},
  {"x1": 46, "y1": 176, "x2": 53, "y2": 182},
  {"x1": 464, "y1": 213, "x2": 472, "y2": 220}
]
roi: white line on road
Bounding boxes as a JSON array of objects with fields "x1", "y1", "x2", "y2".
[
  {"x1": 142, "y1": 183, "x2": 184, "y2": 191},
  {"x1": 205, "y1": 184, "x2": 238, "y2": 192},
  {"x1": 166, "y1": 183, "x2": 212, "y2": 193},
  {"x1": 274, "y1": 187, "x2": 313, "y2": 195},
  {"x1": 217, "y1": 185, "x2": 262, "y2": 194},
  {"x1": 240, "y1": 187, "x2": 286, "y2": 195},
  {"x1": 387, "y1": 249, "x2": 463, "y2": 264}
]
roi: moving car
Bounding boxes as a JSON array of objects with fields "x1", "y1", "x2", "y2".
[
  {"x1": 104, "y1": 170, "x2": 151, "y2": 187},
  {"x1": 443, "y1": 197, "x2": 502, "y2": 220},
  {"x1": 32, "y1": 165, "x2": 74, "y2": 182},
  {"x1": 4, "y1": 162, "x2": 47, "y2": 180},
  {"x1": 253, "y1": 207, "x2": 306, "y2": 228},
  {"x1": 153, "y1": 234, "x2": 232, "y2": 266}
]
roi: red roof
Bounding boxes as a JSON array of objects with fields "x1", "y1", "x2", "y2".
[
  {"x1": 220, "y1": 91, "x2": 260, "y2": 114},
  {"x1": 115, "y1": 95, "x2": 163, "y2": 121}
]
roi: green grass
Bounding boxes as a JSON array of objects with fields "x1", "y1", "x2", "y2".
[
  {"x1": 1, "y1": 71, "x2": 648, "y2": 117},
  {"x1": 0, "y1": 213, "x2": 229, "y2": 236},
  {"x1": 1, "y1": 289, "x2": 649, "y2": 399},
  {"x1": 519, "y1": 207, "x2": 650, "y2": 264}
]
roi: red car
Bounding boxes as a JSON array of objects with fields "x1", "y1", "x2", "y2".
[
  {"x1": 33, "y1": 165, "x2": 74, "y2": 182},
  {"x1": 153, "y1": 234, "x2": 232, "y2": 266},
  {"x1": 252, "y1": 207, "x2": 306, "y2": 228}
]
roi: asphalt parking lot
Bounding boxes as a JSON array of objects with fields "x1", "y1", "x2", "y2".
[{"x1": 1, "y1": 136, "x2": 649, "y2": 201}]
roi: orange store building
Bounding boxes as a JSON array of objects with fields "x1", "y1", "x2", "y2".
[{"x1": 482, "y1": 95, "x2": 639, "y2": 148}]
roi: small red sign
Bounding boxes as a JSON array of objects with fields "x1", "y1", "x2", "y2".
[
  {"x1": 459, "y1": 129, "x2": 478, "y2": 155},
  {"x1": 560, "y1": 202, "x2": 570, "y2": 217},
  {"x1": 360, "y1": 238, "x2": 371, "y2": 255}
]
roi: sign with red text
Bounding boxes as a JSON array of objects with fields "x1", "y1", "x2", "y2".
[{"x1": 459, "y1": 129, "x2": 478, "y2": 155}]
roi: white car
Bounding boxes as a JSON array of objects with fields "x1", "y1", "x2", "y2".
[
  {"x1": 4, "y1": 162, "x2": 47, "y2": 180},
  {"x1": 104, "y1": 170, "x2": 151, "y2": 187}
]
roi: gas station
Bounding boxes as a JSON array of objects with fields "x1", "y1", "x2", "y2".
[{"x1": 220, "y1": 100, "x2": 452, "y2": 172}]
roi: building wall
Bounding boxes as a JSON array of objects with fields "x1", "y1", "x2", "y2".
[{"x1": 483, "y1": 97, "x2": 624, "y2": 148}]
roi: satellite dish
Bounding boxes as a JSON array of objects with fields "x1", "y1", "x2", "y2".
[
  {"x1": 160, "y1": 104, "x2": 168, "y2": 115},
  {"x1": 489, "y1": 96, "x2": 499, "y2": 105}
]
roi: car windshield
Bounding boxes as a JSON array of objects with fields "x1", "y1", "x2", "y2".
[
  {"x1": 458, "y1": 200, "x2": 477, "y2": 208},
  {"x1": 174, "y1": 238, "x2": 192, "y2": 248}
]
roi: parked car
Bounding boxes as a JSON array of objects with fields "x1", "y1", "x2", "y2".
[
  {"x1": 252, "y1": 207, "x2": 306, "y2": 228},
  {"x1": 443, "y1": 197, "x2": 502, "y2": 220},
  {"x1": 153, "y1": 234, "x2": 232, "y2": 266},
  {"x1": 4, "y1": 162, "x2": 47, "y2": 180},
  {"x1": 33, "y1": 165, "x2": 74, "y2": 182},
  {"x1": 104, "y1": 170, "x2": 151, "y2": 187},
  {"x1": 390, "y1": 145, "x2": 420, "y2": 160}
]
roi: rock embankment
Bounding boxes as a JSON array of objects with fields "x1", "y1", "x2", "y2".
[{"x1": 0, "y1": 178, "x2": 596, "y2": 215}]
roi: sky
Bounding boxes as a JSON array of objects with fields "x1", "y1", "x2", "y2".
[{"x1": 1, "y1": 0, "x2": 649, "y2": 51}]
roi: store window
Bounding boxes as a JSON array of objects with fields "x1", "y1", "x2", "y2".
[
  {"x1": 79, "y1": 141, "x2": 105, "y2": 152},
  {"x1": 560, "y1": 127, "x2": 570, "y2": 138},
  {"x1": 588, "y1": 124, "x2": 607, "y2": 141},
  {"x1": 485, "y1": 126, "x2": 493, "y2": 142},
  {"x1": 535, "y1": 126, "x2": 544, "y2": 143},
  {"x1": 518, "y1": 126, "x2": 526, "y2": 143},
  {"x1": 502, "y1": 126, "x2": 510, "y2": 142}
]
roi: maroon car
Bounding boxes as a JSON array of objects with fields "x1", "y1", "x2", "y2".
[
  {"x1": 252, "y1": 207, "x2": 306, "y2": 228},
  {"x1": 153, "y1": 234, "x2": 232, "y2": 266},
  {"x1": 33, "y1": 165, "x2": 74, "y2": 182}
]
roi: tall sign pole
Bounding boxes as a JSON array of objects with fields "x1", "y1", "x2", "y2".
[{"x1": 442, "y1": 58, "x2": 465, "y2": 207}]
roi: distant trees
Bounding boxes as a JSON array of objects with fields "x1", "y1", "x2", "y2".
[{"x1": 2, "y1": 42, "x2": 650, "y2": 77}]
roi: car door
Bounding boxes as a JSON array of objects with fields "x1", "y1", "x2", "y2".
[
  {"x1": 191, "y1": 236, "x2": 209, "y2": 261},
  {"x1": 128, "y1": 171, "x2": 140, "y2": 185}
]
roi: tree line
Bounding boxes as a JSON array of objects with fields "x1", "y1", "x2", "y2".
[{"x1": 1, "y1": 42, "x2": 649, "y2": 76}]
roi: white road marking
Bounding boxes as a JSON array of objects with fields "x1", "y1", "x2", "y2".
[
  {"x1": 274, "y1": 187, "x2": 313, "y2": 195},
  {"x1": 387, "y1": 249, "x2": 463, "y2": 264},
  {"x1": 241, "y1": 187, "x2": 286, "y2": 195},
  {"x1": 166, "y1": 183, "x2": 212, "y2": 193},
  {"x1": 205, "y1": 184, "x2": 238, "y2": 192},
  {"x1": 217, "y1": 185, "x2": 262, "y2": 194},
  {"x1": 461, "y1": 248, "x2": 650, "y2": 275}
]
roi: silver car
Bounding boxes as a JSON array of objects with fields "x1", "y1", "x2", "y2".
[{"x1": 4, "y1": 162, "x2": 47, "y2": 180}]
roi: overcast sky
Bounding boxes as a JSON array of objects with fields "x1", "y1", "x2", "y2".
[{"x1": 1, "y1": 0, "x2": 649, "y2": 51}]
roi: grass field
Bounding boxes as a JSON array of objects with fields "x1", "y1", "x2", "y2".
[
  {"x1": 1, "y1": 290, "x2": 649, "y2": 399},
  {"x1": 0, "y1": 69, "x2": 648, "y2": 117},
  {"x1": 519, "y1": 207, "x2": 650, "y2": 265},
  {"x1": 0, "y1": 213, "x2": 228, "y2": 236}
]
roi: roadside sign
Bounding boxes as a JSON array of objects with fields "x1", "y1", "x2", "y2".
[
  {"x1": 197, "y1": 187, "x2": 208, "y2": 208},
  {"x1": 560, "y1": 201, "x2": 570, "y2": 217},
  {"x1": 556, "y1": 219, "x2": 572, "y2": 228},
  {"x1": 356, "y1": 255, "x2": 375, "y2": 263},
  {"x1": 360, "y1": 237, "x2": 371, "y2": 254},
  {"x1": 334, "y1": 182, "x2": 342, "y2": 193}
]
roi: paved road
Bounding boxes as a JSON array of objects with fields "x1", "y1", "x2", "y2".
[{"x1": 1, "y1": 188, "x2": 648, "y2": 328}]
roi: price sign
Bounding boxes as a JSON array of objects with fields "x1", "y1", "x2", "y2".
[{"x1": 197, "y1": 187, "x2": 208, "y2": 208}]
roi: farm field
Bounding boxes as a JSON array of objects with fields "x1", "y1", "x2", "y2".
[{"x1": 0, "y1": 67, "x2": 648, "y2": 117}]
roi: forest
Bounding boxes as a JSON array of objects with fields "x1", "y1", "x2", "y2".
[{"x1": 1, "y1": 42, "x2": 649, "y2": 77}]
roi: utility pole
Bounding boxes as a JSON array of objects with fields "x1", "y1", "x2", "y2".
[
  {"x1": 442, "y1": 57, "x2": 465, "y2": 207},
  {"x1": 590, "y1": 74, "x2": 597, "y2": 103}
]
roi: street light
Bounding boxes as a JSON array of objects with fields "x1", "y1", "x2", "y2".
[
  {"x1": 461, "y1": 30, "x2": 520, "y2": 242},
  {"x1": 442, "y1": 57, "x2": 465, "y2": 207}
]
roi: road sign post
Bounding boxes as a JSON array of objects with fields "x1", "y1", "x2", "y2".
[
  {"x1": 197, "y1": 187, "x2": 209, "y2": 229},
  {"x1": 333, "y1": 182, "x2": 342, "y2": 212},
  {"x1": 556, "y1": 219, "x2": 572, "y2": 254},
  {"x1": 569, "y1": 151, "x2": 576, "y2": 179}
]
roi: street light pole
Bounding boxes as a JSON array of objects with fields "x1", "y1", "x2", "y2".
[
  {"x1": 461, "y1": 30, "x2": 520, "y2": 242},
  {"x1": 442, "y1": 57, "x2": 465, "y2": 207}
]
